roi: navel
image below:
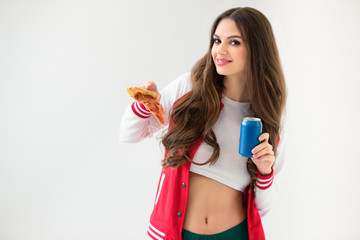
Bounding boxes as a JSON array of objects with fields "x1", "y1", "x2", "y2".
[{"x1": 205, "y1": 216, "x2": 208, "y2": 224}]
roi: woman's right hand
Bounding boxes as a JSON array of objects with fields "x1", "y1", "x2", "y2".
[{"x1": 143, "y1": 81, "x2": 161, "y2": 101}]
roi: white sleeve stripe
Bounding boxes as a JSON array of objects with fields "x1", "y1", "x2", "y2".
[
  {"x1": 147, "y1": 229, "x2": 164, "y2": 240},
  {"x1": 257, "y1": 175, "x2": 274, "y2": 183},
  {"x1": 256, "y1": 179, "x2": 273, "y2": 187},
  {"x1": 149, "y1": 223, "x2": 165, "y2": 237},
  {"x1": 133, "y1": 102, "x2": 151, "y2": 117},
  {"x1": 135, "y1": 101, "x2": 151, "y2": 114}
]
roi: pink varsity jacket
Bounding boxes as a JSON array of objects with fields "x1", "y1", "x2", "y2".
[
  {"x1": 146, "y1": 92, "x2": 279, "y2": 240},
  {"x1": 119, "y1": 72, "x2": 286, "y2": 240}
]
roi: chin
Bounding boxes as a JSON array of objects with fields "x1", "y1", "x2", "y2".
[{"x1": 216, "y1": 68, "x2": 230, "y2": 76}]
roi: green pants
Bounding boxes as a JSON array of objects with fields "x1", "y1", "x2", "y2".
[{"x1": 181, "y1": 219, "x2": 249, "y2": 240}]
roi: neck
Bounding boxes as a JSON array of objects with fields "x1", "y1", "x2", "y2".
[{"x1": 222, "y1": 74, "x2": 250, "y2": 103}]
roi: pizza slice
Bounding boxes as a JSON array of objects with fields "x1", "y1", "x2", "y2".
[{"x1": 126, "y1": 87, "x2": 166, "y2": 126}]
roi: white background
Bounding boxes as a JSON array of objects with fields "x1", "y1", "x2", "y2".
[{"x1": 1, "y1": 0, "x2": 360, "y2": 239}]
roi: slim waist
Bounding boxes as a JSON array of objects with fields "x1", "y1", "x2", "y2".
[{"x1": 182, "y1": 218, "x2": 249, "y2": 240}]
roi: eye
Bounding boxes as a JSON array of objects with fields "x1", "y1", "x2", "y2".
[
  {"x1": 213, "y1": 38, "x2": 220, "y2": 44},
  {"x1": 213, "y1": 38, "x2": 240, "y2": 46}
]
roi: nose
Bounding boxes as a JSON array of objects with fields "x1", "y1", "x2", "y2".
[{"x1": 216, "y1": 42, "x2": 228, "y2": 55}]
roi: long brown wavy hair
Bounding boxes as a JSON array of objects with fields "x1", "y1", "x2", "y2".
[{"x1": 160, "y1": 7, "x2": 287, "y2": 190}]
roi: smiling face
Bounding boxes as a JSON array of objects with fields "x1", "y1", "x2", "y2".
[{"x1": 211, "y1": 18, "x2": 247, "y2": 79}]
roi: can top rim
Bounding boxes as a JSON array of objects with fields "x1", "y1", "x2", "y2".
[{"x1": 243, "y1": 117, "x2": 261, "y2": 121}]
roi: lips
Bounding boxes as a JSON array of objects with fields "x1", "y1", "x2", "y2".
[
  {"x1": 216, "y1": 58, "x2": 232, "y2": 63},
  {"x1": 216, "y1": 58, "x2": 232, "y2": 66}
]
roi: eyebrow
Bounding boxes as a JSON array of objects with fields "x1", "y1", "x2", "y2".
[{"x1": 213, "y1": 34, "x2": 242, "y2": 39}]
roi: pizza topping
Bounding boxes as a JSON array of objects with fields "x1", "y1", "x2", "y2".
[{"x1": 126, "y1": 86, "x2": 166, "y2": 125}]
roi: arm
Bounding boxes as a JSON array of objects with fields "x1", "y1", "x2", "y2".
[
  {"x1": 253, "y1": 113, "x2": 287, "y2": 217},
  {"x1": 118, "y1": 71, "x2": 192, "y2": 143}
]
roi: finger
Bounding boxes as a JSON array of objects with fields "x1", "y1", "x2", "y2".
[
  {"x1": 143, "y1": 81, "x2": 152, "y2": 89},
  {"x1": 144, "y1": 82, "x2": 160, "y2": 97},
  {"x1": 258, "y1": 132, "x2": 270, "y2": 142},
  {"x1": 253, "y1": 144, "x2": 273, "y2": 158},
  {"x1": 252, "y1": 133, "x2": 270, "y2": 154},
  {"x1": 252, "y1": 141, "x2": 268, "y2": 155},
  {"x1": 143, "y1": 81, "x2": 155, "y2": 90},
  {"x1": 252, "y1": 154, "x2": 275, "y2": 164},
  {"x1": 149, "y1": 82, "x2": 158, "y2": 92}
]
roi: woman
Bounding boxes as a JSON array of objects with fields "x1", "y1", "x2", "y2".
[{"x1": 119, "y1": 7, "x2": 287, "y2": 240}]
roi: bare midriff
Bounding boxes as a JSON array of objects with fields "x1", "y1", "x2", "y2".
[{"x1": 183, "y1": 172, "x2": 247, "y2": 234}]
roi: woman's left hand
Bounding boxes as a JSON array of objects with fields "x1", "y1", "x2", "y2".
[{"x1": 251, "y1": 133, "x2": 275, "y2": 175}]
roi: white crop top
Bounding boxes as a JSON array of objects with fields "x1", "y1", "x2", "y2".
[
  {"x1": 119, "y1": 71, "x2": 287, "y2": 216},
  {"x1": 191, "y1": 94, "x2": 252, "y2": 192}
]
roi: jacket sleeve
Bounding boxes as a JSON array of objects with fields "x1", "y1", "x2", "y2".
[
  {"x1": 118, "y1": 71, "x2": 192, "y2": 143},
  {"x1": 254, "y1": 113, "x2": 287, "y2": 217}
]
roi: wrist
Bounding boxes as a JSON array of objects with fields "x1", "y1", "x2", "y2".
[
  {"x1": 131, "y1": 101, "x2": 151, "y2": 118},
  {"x1": 256, "y1": 166, "x2": 274, "y2": 190},
  {"x1": 258, "y1": 167, "x2": 272, "y2": 176}
]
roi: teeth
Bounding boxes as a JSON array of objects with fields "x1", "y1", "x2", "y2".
[{"x1": 218, "y1": 60, "x2": 229, "y2": 63}]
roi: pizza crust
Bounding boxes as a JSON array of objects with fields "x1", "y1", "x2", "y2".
[
  {"x1": 126, "y1": 87, "x2": 158, "y2": 100},
  {"x1": 126, "y1": 87, "x2": 166, "y2": 125}
]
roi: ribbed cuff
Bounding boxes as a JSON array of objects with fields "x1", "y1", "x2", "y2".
[
  {"x1": 131, "y1": 101, "x2": 151, "y2": 118},
  {"x1": 256, "y1": 167, "x2": 274, "y2": 190}
]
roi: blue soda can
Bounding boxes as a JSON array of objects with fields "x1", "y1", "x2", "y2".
[{"x1": 238, "y1": 117, "x2": 263, "y2": 158}]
